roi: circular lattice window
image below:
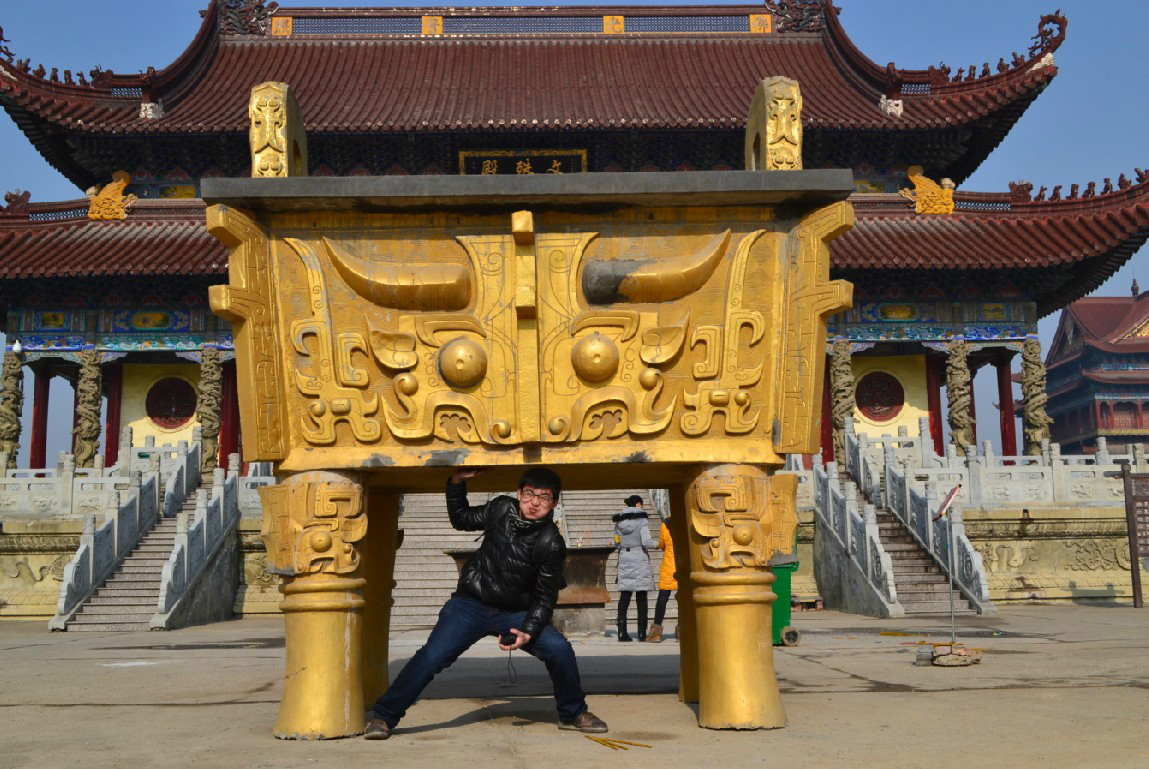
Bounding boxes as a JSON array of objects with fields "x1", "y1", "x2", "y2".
[
  {"x1": 855, "y1": 371, "x2": 905, "y2": 423},
  {"x1": 145, "y1": 377, "x2": 197, "y2": 429}
]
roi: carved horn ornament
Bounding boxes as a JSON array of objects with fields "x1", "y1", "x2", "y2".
[
  {"x1": 323, "y1": 237, "x2": 472, "y2": 311},
  {"x1": 581, "y1": 229, "x2": 730, "y2": 304}
]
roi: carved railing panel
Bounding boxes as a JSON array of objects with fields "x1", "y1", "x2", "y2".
[
  {"x1": 153, "y1": 458, "x2": 262, "y2": 626},
  {"x1": 45, "y1": 439, "x2": 194, "y2": 628},
  {"x1": 804, "y1": 460, "x2": 900, "y2": 612}
]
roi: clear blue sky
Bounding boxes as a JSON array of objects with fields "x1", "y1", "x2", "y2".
[{"x1": 1, "y1": 1, "x2": 1146, "y2": 461}]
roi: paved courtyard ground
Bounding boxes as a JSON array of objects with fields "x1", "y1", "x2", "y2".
[{"x1": 1, "y1": 604, "x2": 1146, "y2": 769}]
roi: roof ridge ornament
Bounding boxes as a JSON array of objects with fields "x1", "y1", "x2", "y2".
[
  {"x1": 1, "y1": 190, "x2": 31, "y2": 216},
  {"x1": 878, "y1": 95, "x2": 903, "y2": 119},
  {"x1": 1020, "y1": 168, "x2": 1146, "y2": 203},
  {"x1": 86, "y1": 171, "x2": 137, "y2": 221},
  {"x1": 220, "y1": 0, "x2": 280, "y2": 36},
  {"x1": 762, "y1": 0, "x2": 834, "y2": 34},
  {"x1": 1028, "y1": 11, "x2": 1067, "y2": 58},
  {"x1": 0, "y1": 26, "x2": 13, "y2": 62},
  {"x1": 899, "y1": 166, "x2": 954, "y2": 215}
]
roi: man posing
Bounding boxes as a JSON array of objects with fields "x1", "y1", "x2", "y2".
[{"x1": 365, "y1": 467, "x2": 608, "y2": 739}]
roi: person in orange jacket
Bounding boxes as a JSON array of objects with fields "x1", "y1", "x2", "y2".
[{"x1": 647, "y1": 517, "x2": 676, "y2": 643}]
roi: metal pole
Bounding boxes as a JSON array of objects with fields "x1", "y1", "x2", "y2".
[
  {"x1": 948, "y1": 515, "x2": 957, "y2": 645},
  {"x1": 1122, "y1": 465, "x2": 1144, "y2": 609},
  {"x1": 932, "y1": 485, "x2": 963, "y2": 644}
]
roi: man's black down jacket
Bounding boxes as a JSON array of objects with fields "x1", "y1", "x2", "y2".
[{"x1": 446, "y1": 480, "x2": 566, "y2": 640}]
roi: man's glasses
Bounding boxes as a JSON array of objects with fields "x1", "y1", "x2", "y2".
[{"x1": 519, "y1": 488, "x2": 555, "y2": 504}]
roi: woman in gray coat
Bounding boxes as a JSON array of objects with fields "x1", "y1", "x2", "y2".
[{"x1": 613, "y1": 494, "x2": 655, "y2": 642}]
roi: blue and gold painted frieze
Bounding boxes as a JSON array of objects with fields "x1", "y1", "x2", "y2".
[
  {"x1": 828, "y1": 299, "x2": 1037, "y2": 343},
  {"x1": 101, "y1": 307, "x2": 201, "y2": 335},
  {"x1": 7, "y1": 306, "x2": 232, "y2": 355}
]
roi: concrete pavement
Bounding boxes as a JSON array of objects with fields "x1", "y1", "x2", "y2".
[{"x1": 1, "y1": 605, "x2": 1147, "y2": 769}]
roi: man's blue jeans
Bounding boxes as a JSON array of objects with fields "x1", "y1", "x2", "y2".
[{"x1": 372, "y1": 595, "x2": 589, "y2": 728}]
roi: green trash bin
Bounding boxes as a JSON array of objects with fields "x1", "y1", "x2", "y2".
[{"x1": 771, "y1": 561, "x2": 801, "y2": 647}]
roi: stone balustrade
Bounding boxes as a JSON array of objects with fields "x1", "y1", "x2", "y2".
[
  {"x1": 47, "y1": 470, "x2": 160, "y2": 629},
  {"x1": 37, "y1": 433, "x2": 202, "y2": 629},
  {"x1": 789, "y1": 459, "x2": 902, "y2": 617},
  {"x1": 846, "y1": 418, "x2": 1147, "y2": 511},
  {"x1": 836, "y1": 418, "x2": 1149, "y2": 607},
  {"x1": 153, "y1": 457, "x2": 235, "y2": 627},
  {"x1": 840, "y1": 418, "x2": 991, "y2": 612},
  {"x1": 879, "y1": 449, "x2": 993, "y2": 613}
]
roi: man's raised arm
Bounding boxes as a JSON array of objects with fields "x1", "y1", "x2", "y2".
[{"x1": 446, "y1": 469, "x2": 493, "y2": 532}]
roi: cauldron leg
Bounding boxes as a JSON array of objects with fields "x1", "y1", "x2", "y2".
[
  {"x1": 262, "y1": 470, "x2": 368, "y2": 739},
  {"x1": 668, "y1": 485, "x2": 698, "y2": 703},
  {"x1": 362, "y1": 489, "x2": 402, "y2": 706},
  {"x1": 684, "y1": 464, "x2": 786, "y2": 729}
]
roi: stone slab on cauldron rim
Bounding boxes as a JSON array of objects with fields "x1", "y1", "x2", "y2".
[{"x1": 201, "y1": 169, "x2": 855, "y2": 213}]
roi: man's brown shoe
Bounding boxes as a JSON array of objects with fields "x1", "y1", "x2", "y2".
[
  {"x1": 363, "y1": 717, "x2": 393, "y2": 740},
  {"x1": 559, "y1": 711, "x2": 608, "y2": 734}
]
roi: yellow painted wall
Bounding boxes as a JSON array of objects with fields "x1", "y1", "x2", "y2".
[
  {"x1": 121, "y1": 364, "x2": 201, "y2": 448},
  {"x1": 851, "y1": 355, "x2": 929, "y2": 440}
]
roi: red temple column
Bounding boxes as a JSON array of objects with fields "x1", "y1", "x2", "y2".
[
  {"x1": 219, "y1": 359, "x2": 239, "y2": 468},
  {"x1": 103, "y1": 363, "x2": 124, "y2": 467},
  {"x1": 996, "y1": 352, "x2": 1017, "y2": 457},
  {"x1": 925, "y1": 355, "x2": 944, "y2": 456},
  {"x1": 820, "y1": 361, "x2": 833, "y2": 464},
  {"x1": 30, "y1": 366, "x2": 51, "y2": 469}
]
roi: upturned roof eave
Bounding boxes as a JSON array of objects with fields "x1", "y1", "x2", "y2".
[{"x1": 0, "y1": 1, "x2": 1062, "y2": 183}]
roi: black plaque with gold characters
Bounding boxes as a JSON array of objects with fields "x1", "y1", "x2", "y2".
[{"x1": 459, "y1": 149, "x2": 586, "y2": 176}]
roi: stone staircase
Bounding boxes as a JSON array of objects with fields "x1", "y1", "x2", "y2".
[
  {"x1": 876, "y1": 510, "x2": 975, "y2": 616},
  {"x1": 392, "y1": 490, "x2": 676, "y2": 631},
  {"x1": 67, "y1": 500, "x2": 190, "y2": 632}
]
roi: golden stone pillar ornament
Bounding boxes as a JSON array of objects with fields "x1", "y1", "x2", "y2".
[
  {"x1": 208, "y1": 79, "x2": 853, "y2": 738},
  {"x1": 745, "y1": 76, "x2": 803, "y2": 171},
  {"x1": 249, "y1": 81, "x2": 308, "y2": 178},
  {"x1": 258, "y1": 470, "x2": 367, "y2": 739}
]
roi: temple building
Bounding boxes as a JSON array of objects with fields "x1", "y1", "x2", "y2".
[
  {"x1": 0, "y1": 1, "x2": 1146, "y2": 474},
  {"x1": 1045, "y1": 283, "x2": 1149, "y2": 454}
]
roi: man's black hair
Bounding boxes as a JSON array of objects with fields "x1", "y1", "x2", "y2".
[
  {"x1": 519, "y1": 467, "x2": 562, "y2": 500},
  {"x1": 624, "y1": 494, "x2": 644, "y2": 507}
]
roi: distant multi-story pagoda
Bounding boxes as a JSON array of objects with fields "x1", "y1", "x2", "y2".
[
  {"x1": 0, "y1": 0, "x2": 1146, "y2": 468},
  {"x1": 1046, "y1": 283, "x2": 1149, "y2": 454}
]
